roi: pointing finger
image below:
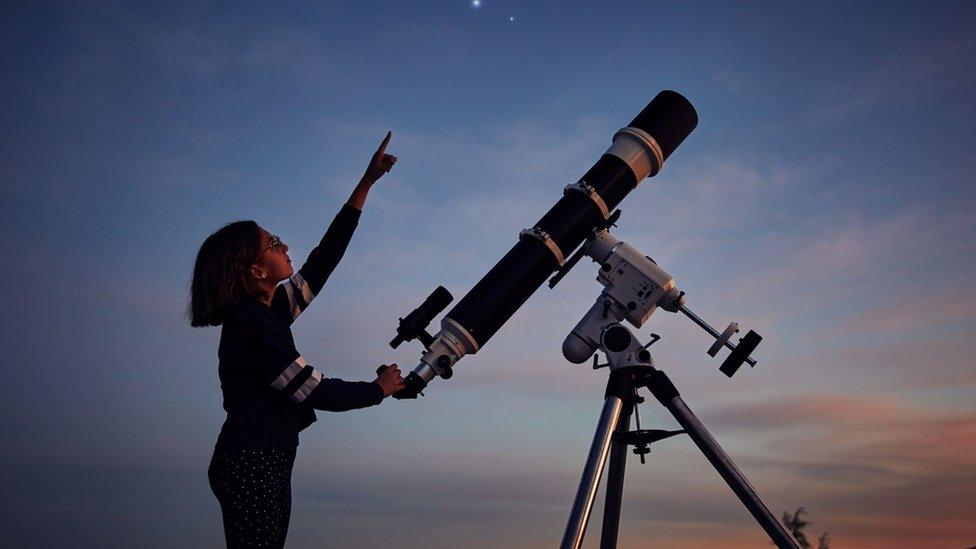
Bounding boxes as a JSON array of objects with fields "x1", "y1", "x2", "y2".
[{"x1": 376, "y1": 131, "x2": 392, "y2": 156}]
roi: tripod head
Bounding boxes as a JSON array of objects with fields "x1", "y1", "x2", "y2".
[{"x1": 553, "y1": 218, "x2": 761, "y2": 377}]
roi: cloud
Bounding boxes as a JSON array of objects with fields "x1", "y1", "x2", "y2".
[
  {"x1": 806, "y1": 36, "x2": 976, "y2": 126},
  {"x1": 827, "y1": 285, "x2": 976, "y2": 337},
  {"x1": 93, "y1": 5, "x2": 335, "y2": 80},
  {"x1": 696, "y1": 393, "x2": 976, "y2": 545},
  {"x1": 726, "y1": 202, "x2": 976, "y2": 327},
  {"x1": 790, "y1": 332, "x2": 976, "y2": 391},
  {"x1": 709, "y1": 70, "x2": 746, "y2": 95},
  {"x1": 706, "y1": 394, "x2": 904, "y2": 431}
]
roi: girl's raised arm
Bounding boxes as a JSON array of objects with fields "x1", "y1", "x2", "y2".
[{"x1": 271, "y1": 132, "x2": 397, "y2": 324}]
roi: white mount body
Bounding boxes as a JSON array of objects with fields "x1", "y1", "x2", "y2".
[{"x1": 563, "y1": 230, "x2": 685, "y2": 364}]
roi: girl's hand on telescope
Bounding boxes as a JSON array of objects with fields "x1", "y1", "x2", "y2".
[
  {"x1": 363, "y1": 131, "x2": 397, "y2": 185},
  {"x1": 375, "y1": 363, "x2": 406, "y2": 397}
]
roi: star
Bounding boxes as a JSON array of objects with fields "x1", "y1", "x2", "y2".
[
  {"x1": 471, "y1": 0, "x2": 481, "y2": 7},
  {"x1": 509, "y1": 16, "x2": 516, "y2": 22}
]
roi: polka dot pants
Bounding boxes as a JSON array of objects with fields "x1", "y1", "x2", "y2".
[{"x1": 209, "y1": 448, "x2": 297, "y2": 548}]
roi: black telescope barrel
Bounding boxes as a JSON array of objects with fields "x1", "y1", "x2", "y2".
[
  {"x1": 448, "y1": 239, "x2": 558, "y2": 345},
  {"x1": 446, "y1": 91, "x2": 698, "y2": 349}
]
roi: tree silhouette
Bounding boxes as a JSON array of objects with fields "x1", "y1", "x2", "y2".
[
  {"x1": 780, "y1": 507, "x2": 831, "y2": 548},
  {"x1": 782, "y1": 507, "x2": 811, "y2": 548}
]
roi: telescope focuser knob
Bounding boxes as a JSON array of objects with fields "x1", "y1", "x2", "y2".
[{"x1": 436, "y1": 355, "x2": 453, "y2": 379}]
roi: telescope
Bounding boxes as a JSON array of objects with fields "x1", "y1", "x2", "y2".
[
  {"x1": 390, "y1": 90, "x2": 699, "y2": 398},
  {"x1": 388, "y1": 91, "x2": 802, "y2": 548}
]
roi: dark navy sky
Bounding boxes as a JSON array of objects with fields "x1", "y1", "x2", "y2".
[{"x1": 2, "y1": 1, "x2": 975, "y2": 547}]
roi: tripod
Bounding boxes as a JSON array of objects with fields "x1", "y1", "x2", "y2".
[{"x1": 560, "y1": 328, "x2": 801, "y2": 549}]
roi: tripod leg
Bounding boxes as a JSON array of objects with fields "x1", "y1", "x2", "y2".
[
  {"x1": 646, "y1": 371, "x2": 801, "y2": 549},
  {"x1": 561, "y1": 395, "x2": 625, "y2": 549},
  {"x1": 600, "y1": 396, "x2": 632, "y2": 549}
]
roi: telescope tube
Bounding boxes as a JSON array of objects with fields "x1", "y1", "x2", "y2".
[{"x1": 405, "y1": 91, "x2": 698, "y2": 394}]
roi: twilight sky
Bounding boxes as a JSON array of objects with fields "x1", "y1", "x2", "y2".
[{"x1": 2, "y1": 1, "x2": 975, "y2": 547}]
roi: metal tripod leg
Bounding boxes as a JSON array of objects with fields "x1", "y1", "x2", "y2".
[
  {"x1": 647, "y1": 370, "x2": 801, "y2": 549},
  {"x1": 600, "y1": 390, "x2": 634, "y2": 549},
  {"x1": 560, "y1": 394, "x2": 624, "y2": 549}
]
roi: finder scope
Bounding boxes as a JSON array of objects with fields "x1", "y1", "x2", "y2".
[
  {"x1": 397, "y1": 91, "x2": 698, "y2": 398},
  {"x1": 389, "y1": 286, "x2": 453, "y2": 350}
]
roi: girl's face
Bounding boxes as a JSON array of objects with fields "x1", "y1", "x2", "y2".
[{"x1": 252, "y1": 228, "x2": 293, "y2": 282}]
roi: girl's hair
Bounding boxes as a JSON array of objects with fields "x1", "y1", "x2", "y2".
[{"x1": 188, "y1": 220, "x2": 267, "y2": 327}]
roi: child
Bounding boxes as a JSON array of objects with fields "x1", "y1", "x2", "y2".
[{"x1": 189, "y1": 132, "x2": 404, "y2": 548}]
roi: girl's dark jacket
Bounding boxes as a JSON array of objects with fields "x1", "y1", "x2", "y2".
[{"x1": 214, "y1": 204, "x2": 384, "y2": 452}]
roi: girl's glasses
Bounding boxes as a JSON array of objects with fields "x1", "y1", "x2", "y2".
[{"x1": 256, "y1": 235, "x2": 285, "y2": 260}]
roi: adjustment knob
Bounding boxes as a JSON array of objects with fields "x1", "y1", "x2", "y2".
[{"x1": 437, "y1": 355, "x2": 453, "y2": 379}]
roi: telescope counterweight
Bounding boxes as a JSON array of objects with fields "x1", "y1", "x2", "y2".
[{"x1": 679, "y1": 306, "x2": 757, "y2": 367}]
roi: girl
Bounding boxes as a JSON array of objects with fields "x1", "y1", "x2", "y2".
[{"x1": 189, "y1": 132, "x2": 405, "y2": 548}]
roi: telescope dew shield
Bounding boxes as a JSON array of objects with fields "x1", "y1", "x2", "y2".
[{"x1": 447, "y1": 91, "x2": 698, "y2": 350}]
